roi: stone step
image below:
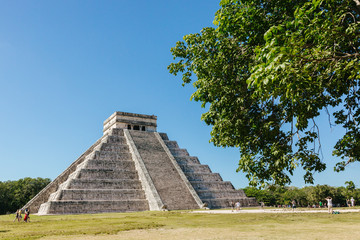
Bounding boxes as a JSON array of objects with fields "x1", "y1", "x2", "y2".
[
  {"x1": 169, "y1": 148, "x2": 189, "y2": 157},
  {"x1": 159, "y1": 132, "x2": 169, "y2": 140},
  {"x1": 196, "y1": 190, "x2": 246, "y2": 199},
  {"x1": 110, "y1": 128, "x2": 124, "y2": 136},
  {"x1": 93, "y1": 151, "x2": 132, "y2": 161},
  {"x1": 201, "y1": 198, "x2": 258, "y2": 209},
  {"x1": 59, "y1": 189, "x2": 146, "y2": 201},
  {"x1": 100, "y1": 143, "x2": 129, "y2": 152},
  {"x1": 85, "y1": 160, "x2": 136, "y2": 171},
  {"x1": 179, "y1": 164, "x2": 211, "y2": 173},
  {"x1": 107, "y1": 135, "x2": 127, "y2": 144},
  {"x1": 174, "y1": 156, "x2": 200, "y2": 165},
  {"x1": 40, "y1": 200, "x2": 149, "y2": 214},
  {"x1": 78, "y1": 169, "x2": 138, "y2": 180},
  {"x1": 68, "y1": 179, "x2": 143, "y2": 190},
  {"x1": 185, "y1": 173, "x2": 223, "y2": 182},
  {"x1": 75, "y1": 161, "x2": 88, "y2": 171},
  {"x1": 190, "y1": 181, "x2": 235, "y2": 191},
  {"x1": 163, "y1": 140, "x2": 179, "y2": 149}
]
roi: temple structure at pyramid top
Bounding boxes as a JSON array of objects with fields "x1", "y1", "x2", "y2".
[
  {"x1": 103, "y1": 112, "x2": 157, "y2": 135},
  {"x1": 25, "y1": 111, "x2": 257, "y2": 215}
]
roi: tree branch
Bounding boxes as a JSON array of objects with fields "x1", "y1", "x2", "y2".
[{"x1": 353, "y1": 0, "x2": 360, "y2": 9}]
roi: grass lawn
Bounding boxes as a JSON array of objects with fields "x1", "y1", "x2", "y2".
[{"x1": 1, "y1": 209, "x2": 360, "y2": 240}]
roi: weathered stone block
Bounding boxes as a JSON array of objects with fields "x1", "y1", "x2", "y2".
[
  {"x1": 77, "y1": 169, "x2": 138, "y2": 180},
  {"x1": 68, "y1": 179, "x2": 143, "y2": 190},
  {"x1": 179, "y1": 164, "x2": 211, "y2": 173},
  {"x1": 60, "y1": 189, "x2": 146, "y2": 201},
  {"x1": 190, "y1": 181, "x2": 235, "y2": 191},
  {"x1": 107, "y1": 135, "x2": 127, "y2": 144},
  {"x1": 93, "y1": 151, "x2": 132, "y2": 161},
  {"x1": 169, "y1": 148, "x2": 189, "y2": 157},
  {"x1": 197, "y1": 190, "x2": 246, "y2": 199},
  {"x1": 110, "y1": 128, "x2": 124, "y2": 136},
  {"x1": 85, "y1": 160, "x2": 135, "y2": 171},
  {"x1": 163, "y1": 140, "x2": 179, "y2": 149},
  {"x1": 41, "y1": 200, "x2": 149, "y2": 214},
  {"x1": 174, "y1": 156, "x2": 200, "y2": 165},
  {"x1": 185, "y1": 173, "x2": 223, "y2": 182},
  {"x1": 100, "y1": 143, "x2": 129, "y2": 152}
]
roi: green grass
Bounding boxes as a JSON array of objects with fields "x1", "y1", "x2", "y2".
[{"x1": 1, "y1": 210, "x2": 360, "y2": 240}]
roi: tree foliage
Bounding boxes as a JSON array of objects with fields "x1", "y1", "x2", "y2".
[
  {"x1": 168, "y1": 0, "x2": 360, "y2": 187},
  {"x1": 243, "y1": 183, "x2": 359, "y2": 206},
  {"x1": 0, "y1": 177, "x2": 51, "y2": 214}
]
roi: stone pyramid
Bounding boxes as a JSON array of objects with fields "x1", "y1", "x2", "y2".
[{"x1": 25, "y1": 112, "x2": 257, "y2": 214}]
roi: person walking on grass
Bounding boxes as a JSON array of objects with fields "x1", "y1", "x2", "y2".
[
  {"x1": 291, "y1": 200, "x2": 297, "y2": 211},
  {"x1": 18, "y1": 209, "x2": 23, "y2": 221},
  {"x1": 24, "y1": 208, "x2": 30, "y2": 222},
  {"x1": 13, "y1": 210, "x2": 19, "y2": 222},
  {"x1": 235, "y1": 201, "x2": 241, "y2": 211},
  {"x1": 325, "y1": 197, "x2": 333, "y2": 214},
  {"x1": 230, "y1": 201, "x2": 235, "y2": 212}
]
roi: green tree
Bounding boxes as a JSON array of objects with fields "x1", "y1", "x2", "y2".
[
  {"x1": 169, "y1": 0, "x2": 360, "y2": 187},
  {"x1": 282, "y1": 187, "x2": 307, "y2": 207},
  {"x1": 345, "y1": 180, "x2": 356, "y2": 191},
  {"x1": 303, "y1": 185, "x2": 336, "y2": 205},
  {"x1": 0, "y1": 177, "x2": 50, "y2": 214},
  {"x1": 344, "y1": 180, "x2": 356, "y2": 199},
  {"x1": 243, "y1": 186, "x2": 277, "y2": 205}
]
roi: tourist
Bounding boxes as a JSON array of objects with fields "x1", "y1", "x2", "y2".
[
  {"x1": 13, "y1": 209, "x2": 19, "y2": 222},
  {"x1": 229, "y1": 201, "x2": 235, "y2": 212},
  {"x1": 325, "y1": 197, "x2": 333, "y2": 214},
  {"x1": 18, "y1": 209, "x2": 22, "y2": 221},
  {"x1": 291, "y1": 200, "x2": 296, "y2": 211},
  {"x1": 351, "y1": 197, "x2": 355, "y2": 207},
  {"x1": 24, "y1": 208, "x2": 30, "y2": 222},
  {"x1": 235, "y1": 201, "x2": 241, "y2": 211}
]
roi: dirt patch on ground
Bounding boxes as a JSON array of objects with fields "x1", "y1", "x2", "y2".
[
  {"x1": 40, "y1": 228, "x2": 260, "y2": 240},
  {"x1": 192, "y1": 208, "x2": 360, "y2": 214},
  {"x1": 39, "y1": 224, "x2": 360, "y2": 240}
]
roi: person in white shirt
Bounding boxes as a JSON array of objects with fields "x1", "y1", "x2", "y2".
[
  {"x1": 325, "y1": 197, "x2": 333, "y2": 214},
  {"x1": 351, "y1": 197, "x2": 355, "y2": 207},
  {"x1": 235, "y1": 201, "x2": 241, "y2": 211}
]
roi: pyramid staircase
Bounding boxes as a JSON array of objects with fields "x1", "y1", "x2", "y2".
[
  {"x1": 160, "y1": 133, "x2": 257, "y2": 209},
  {"x1": 24, "y1": 112, "x2": 257, "y2": 214}
]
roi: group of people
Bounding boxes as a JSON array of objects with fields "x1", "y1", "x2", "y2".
[
  {"x1": 230, "y1": 201, "x2": 242, "y2": 212},
  {"x1": 346, "y1": 197, "x2": 356, "y2": 208},
  {"x1": 13, "y1": 208, "x2": 30, "y2": 222},
  {"x1": 326, "y1": 196, "x2": 356, "y2": 214},
  {"x1": 263, "y1": 196, "x2": 355, "y2": 214}
]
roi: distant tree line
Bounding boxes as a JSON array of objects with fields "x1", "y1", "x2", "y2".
[
  {"x1": 243, "y1": 182, "x2": 359, "y2": 207},
  {"x1": 0, "y1": 177, "x2": 51, "y2": 214}
]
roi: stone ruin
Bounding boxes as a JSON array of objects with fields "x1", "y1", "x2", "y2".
[{"x1": 24, "y1": 112, "x2": 257, "y2": 214}]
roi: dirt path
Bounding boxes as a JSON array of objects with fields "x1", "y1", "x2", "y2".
[{"x1": 192, "y1": 208, "x2": 360, "y2": 214}]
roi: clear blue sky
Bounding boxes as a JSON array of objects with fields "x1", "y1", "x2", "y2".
[{"x1": 0, "y1": 0, "x2": 358, "y2": 189}]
